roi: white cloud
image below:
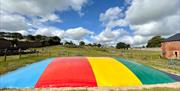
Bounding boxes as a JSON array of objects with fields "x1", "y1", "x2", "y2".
[
  {"x1": 0, "y1": 0, "x2": 88, "y2": 33},
  {"x1": 132, "y1": 14, "x2": 180, "y2": 36},
  {"x1": 126, "y1": 0, "x2": 179, "y2": 25},
  {"x1": 115, "y1": 35, "x2": 151, "y2": 47},
  {"x1": 132, "y1": 35, "x2": 150, "y2": 46},
  {"x1": 34, "y1": 27, "x2": 93, "y2": 41},
  {"x1": 106, "y1": 19, "x2": 128, "y2": 29},
  {"x1": 94, "y1": 29, "x2": 128, "y2": 43},
  {"x1": 94, "y1": 7, "x2": 129, "y2": 44},
  {"x1": 35, "y1": 27, "x2": 65, "y2": 38},
  {"x1": 124, "y1": 0, "x2": 180, "y2": 46},
  {"x1": 0, "y1": 14, "x2": 28, "y2": 31},
  {"x1": 96, "y1": 0, "x2": 180, "y2": 47},
  {"x1": 16, "y1": 30, "x2": 30, "y2": 36},
  {"x1": 125, "y1": 0, "x2": 132, "y2": 5},
  {"x1": 117, "y1": 35, "x2": 133, "y2": 45},
  {"x1": 65, "y1": 27, "x2": 93, "y2": 40},
  {"x1": 39, "y1": 14, "x2": 62, "y2": 23},
  {"x1": 1, "y1": 0, "x2": 179, "y2": 47},
  {"x1": 0, "y1": 0, "x2": 88, "y2": 17},
  {"x1": 100, "y1": 7, "x2": 123, "y2": 23}
]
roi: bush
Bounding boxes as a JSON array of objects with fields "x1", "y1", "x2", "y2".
[
  {"x1": 116, "y1": 42, "x2": 130, "y2": 49},
  {"x1": 93, "y1": 47, "x2": 108, "y2": 52},
  {"x1": 64, "y1": 44, "x2": 79, "y2": 48}
]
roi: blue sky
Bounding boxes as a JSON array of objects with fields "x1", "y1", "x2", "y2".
[
  {"x1": 47, "y1": 0, "x2": 128, "y2": 33},
  {"x1": 0, "y1": 0, "x2": 179, "y2": 46}
]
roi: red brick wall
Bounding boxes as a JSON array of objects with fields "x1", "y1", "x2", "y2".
[{"x1": 161, "y1": 41, "x2": 180, "y2": 59}]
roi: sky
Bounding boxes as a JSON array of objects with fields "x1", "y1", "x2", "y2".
[{"x1": 0, "y1": 0, "x2": 180, "y2": 47}]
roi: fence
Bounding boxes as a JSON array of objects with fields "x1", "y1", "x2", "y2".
[{"x1": 0, "y1": 48, "x2": 40, "y2": 61}]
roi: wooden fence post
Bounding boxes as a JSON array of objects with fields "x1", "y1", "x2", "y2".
[
  {"x1": 36, "y1": 50, "x2": 39, "y2": 56},
  {"x1": 4, "y1": 48, "x2": 7, "y2": 61},
  {"x1": 19, "y1": 48, "x2": 21, "y2": 59},
  {"x1": 48, "y1": 48, "x2": 51, "y2": 56}
]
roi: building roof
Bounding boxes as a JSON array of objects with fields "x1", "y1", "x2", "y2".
[{"x1": 163, "y1": 33, "x2": 180, "y2": 42}]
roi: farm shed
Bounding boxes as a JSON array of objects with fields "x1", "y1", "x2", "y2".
[
  {"x1": 17, "y1": 41, "x2": 42, "y2": 49},
  {"x1": 161, "y1": 33, "x2": 180, "y2": 60},
  {"x1": 0, "y1": 38, "x2": 11, "y2": 49}
]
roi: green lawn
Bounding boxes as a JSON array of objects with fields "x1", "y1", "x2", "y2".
[{"x1": 0, "y1": 45, "x2": 179, "y2": 75}]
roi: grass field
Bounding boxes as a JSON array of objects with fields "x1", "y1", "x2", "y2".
[{"x1": 0, "y1": 45, "x2": 180, "y2": 75}]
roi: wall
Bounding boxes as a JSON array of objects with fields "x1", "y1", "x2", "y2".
[
  {"x1": 17, "y1": 41, "x2": 42, "y2": 49},
  {"x1": 0, "y1": 39, "x2": 42, "y2": 50},
  {"x1": 132, "y1": 48, "x2": 161, "y2": 51},
  {"x1": 0, "y1": 39, "x2": 11, "y2": 49},
  {"x1": 161, "y1": 41, "x2": 180, "y2": 59}
]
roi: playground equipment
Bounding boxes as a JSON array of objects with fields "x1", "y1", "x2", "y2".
[{"x1": 0, "y1": 57, "x2": 179, "y2": 88}]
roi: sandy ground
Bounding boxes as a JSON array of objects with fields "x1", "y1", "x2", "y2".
[{"x1": 1, "y1": 82, "x2": 180, "y2": 91}]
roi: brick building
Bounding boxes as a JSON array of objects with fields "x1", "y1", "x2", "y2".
[{"x1": 161, "y1": 33, "x2": 180, "y2": 60}]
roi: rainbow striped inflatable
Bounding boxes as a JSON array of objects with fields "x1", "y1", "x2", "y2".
[{"x1": 0, "y1": 57, "x2": 179, "y2": 88}]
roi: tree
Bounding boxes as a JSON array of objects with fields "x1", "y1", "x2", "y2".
[
  {"x1": 41, "y1": 40, "x2": 49, "y2": 46},
  {"x1": 97, "y1": 44, "x2": 101, "y2": 48},
  {"x1": 64, "y1": 41, "x2": 74, "y2": 45},
  {"x1": 26, "y1": 35, "x2": 35, "y2": 40},
  {"x1": 48, "y1": 36, "x2": 61, "y2": 45},
  {"x1": 116, "y1": 42, "x2": 130, "y2": 49},
  {"x1": 93, "y1": 43, "x2": 97, "y2": 47},
  {"x1": 79, "y1": 41, "x2": 85, "y2": 46},
  {"x1": 51, "y1": 36, "x2": 61, "y2": 44},
  {"x1": 11, "y1": 33, "x2": 23, "y2": 39},
  {"x1": 64, "y1": 41, "x2": 69, "y2": 45},
  {"x1": 69, "y1": 41, "x2": 74, "y2": 45},
  {"x1": 64, "y1": 41, "x2": 78, "y2": 48},
  {"x1": 146, "y1": 36, "x2": 164, "y2": 47},
  {"x1": 35, "y1": 35, "x2": 43, "y2": 41},
  {"x1": 87, "y1": 43, "x2": 92, "y2": 46}
]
